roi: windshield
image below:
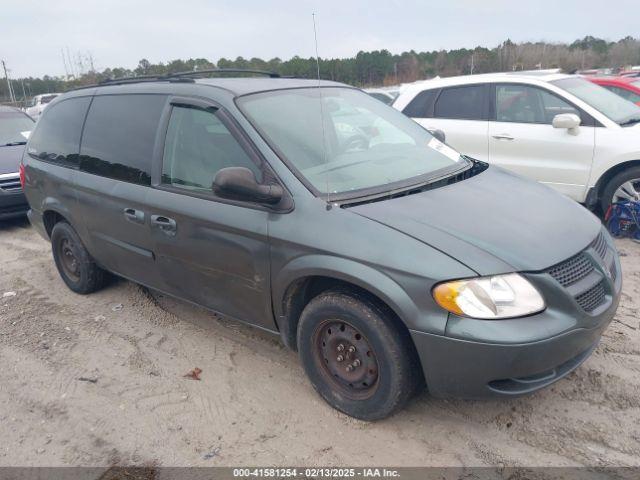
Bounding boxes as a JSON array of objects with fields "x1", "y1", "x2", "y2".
[
  {"x1": 238, "y1": 87, "x2": 465, "y2": 197},
  {"x1": 553, "y1": 77, "x2": 640, "y2": 125},
  {"x1": 0, "y1": 111, "x2": 34, "y2": 146}
]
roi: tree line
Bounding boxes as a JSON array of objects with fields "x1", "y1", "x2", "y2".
[{"x1": 2, "y1": 35, "x2": 640, "y2": 104}]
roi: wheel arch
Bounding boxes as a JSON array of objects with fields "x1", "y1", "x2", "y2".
[
  {"x1": 273, "y1": 256, "x2": 420, "y2": 352},
  {"x1": 42, "y1": 209, "x2": 70, "y2": 238},
  {"x1": 39, "y1": 193, "x2": 90, "y2": 242},
  {"x1": 592, "y1": 159, "x2": 640, "y2": 207}
]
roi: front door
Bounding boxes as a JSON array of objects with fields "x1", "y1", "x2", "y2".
[
  {"x1": 488, "y1": 83, "x2": 595, "y2": 201},
  {"x1": 147, "y1": 99, "x2": 274, "y2": 330}
]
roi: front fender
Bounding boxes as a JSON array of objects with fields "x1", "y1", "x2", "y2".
[{"x1": 273, "y1": 254, "x2": 421, "y2": 330}]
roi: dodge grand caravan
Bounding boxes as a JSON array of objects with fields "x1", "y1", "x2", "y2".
[{"x1": 22, "y1": 71, "x2": 621, "y2": 420}]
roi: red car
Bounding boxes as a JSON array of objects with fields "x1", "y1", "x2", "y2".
[{"x1": 588, "y1": 76, "x2": 640, "y2": 106}]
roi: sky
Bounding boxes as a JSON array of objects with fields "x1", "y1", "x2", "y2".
[{"x1": 3, "y1": 0, "x2": 638, "y2": 78}]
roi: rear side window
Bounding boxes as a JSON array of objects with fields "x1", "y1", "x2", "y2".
[
  {"x1": 605, "y1": 85, "x2": 640, "y2": 104},
  {"x1": 402, "y1": 89, "x2": 438, "y2": 118},
  {"x1": 434, "y1": 85, "x2": 485, "y2": 120},
  {"x1": 27, "y1": 97, "x2": 91, "y2": 168},
  {"x1": 161, "y1": 106, "x2": 262, "y2": 193},
  {"x1": 80, "y1": 94, "x2": 167, "y2": 186}
]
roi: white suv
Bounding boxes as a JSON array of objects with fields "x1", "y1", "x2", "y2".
[
  {"x1": 24, "y1": 93, "x2": 61, "y2": 119},
  {"x1": 393, "y1": 72, "x2": 640, "y2": 211}
]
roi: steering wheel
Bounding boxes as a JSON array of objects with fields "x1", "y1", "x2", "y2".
[{"x1": 342, "y1": 134, "x2": 369, "y2": 152}]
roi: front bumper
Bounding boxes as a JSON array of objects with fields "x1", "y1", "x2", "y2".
[
  {"x1": 0, "y1": 190, "x2": 29, "y2": 220},
  {"x1": 411, "y1": 228, "x2": 622, "y2": 399},
  {"x1": 411, "y1": 315, "x2": 612, "y2": 398}
]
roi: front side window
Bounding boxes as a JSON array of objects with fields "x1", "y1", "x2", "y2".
[
  {"x1": 27, "y1": 97, "x2": 91, "y2": 167},
  {"x1": 495, "y1": 84, "x2": 579, "y2": 124},
  {"x1": 238, "y1": 87, "x2": 465, "y2": 197},
  {"x1": 434, "y1": 85, "x2": 485, "y2": 120},
  {"x1": 79, "y1": 94, "x2": 167, "y2": 185},
  {"x1": 553, "y1": 77, "x2": 640, "y2": 126},
  {"x1": 0, "y1": 111, "x2": 35, "y2": 146},
  {"x1": 162, "y1": 106, "x2": 262, "y2": 193}
]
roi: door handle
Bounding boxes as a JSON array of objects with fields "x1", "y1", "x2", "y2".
[
  {"x1": 123, "y1": 207, "x2": 145, "y2": 224},
  {"x1": 151, "y1": 215, "x2": 177, "y2": 236},
  {"x1": 492, "y1": 134, "x2": 514, "y2": 141}
]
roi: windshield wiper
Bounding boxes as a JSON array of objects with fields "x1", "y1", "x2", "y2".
[
  {"x1": 620, "y1": 117, "x2": 640, "y2": 127},
  {"x1": 1, "y1": 141, "x2": 27, "y2": 147}
]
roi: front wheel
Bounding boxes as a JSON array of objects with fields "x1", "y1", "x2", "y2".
[
  {"x1": 600, "y1": 166, "x2": 640, "y2": 213},
  {"x1": 297, "y1": 290, "x2": 422, "y2": 420}
]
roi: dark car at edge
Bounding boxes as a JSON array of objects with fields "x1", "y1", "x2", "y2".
[
  {"x1": 21, "y1": 72, "x2": 622, "y2": 420},
  {"x1": 0, "y1": 106, "x2": 34, "y2": 219}
]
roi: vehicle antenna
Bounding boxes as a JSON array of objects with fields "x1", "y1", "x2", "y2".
[{"x1": 312, "y1": 13, "x2": 331, "y2": 209}]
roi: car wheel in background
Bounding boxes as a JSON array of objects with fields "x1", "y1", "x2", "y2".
[
  {"x1": 601, "y1": 166, "x2": 640, "y2": 213},
  {"x1": 51, "y1": 221, "x2": 106, "y2": 294},
  {"x1": 297, "y1": 289, "x2": 422, "y2": 421}
]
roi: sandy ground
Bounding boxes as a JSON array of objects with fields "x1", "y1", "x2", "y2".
[{"x1": 0, "y1": 217, "x2": 639, "y2": 468}]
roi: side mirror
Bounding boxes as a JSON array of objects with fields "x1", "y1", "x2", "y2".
[
  {"x1": 552, "y1": 113, "x2": 581, "y2": 135},
  {"x1": 212, "y1": 167, "x2": 283, "y2": 205},
  {"x1": 428, "y1": 129, "x2": 446, "y2": 143}
]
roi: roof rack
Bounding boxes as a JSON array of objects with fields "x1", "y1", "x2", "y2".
[
  {"x1": 167, "y1": 68, "x2": 281, "y2": 79},
  {"x1": 69, "y1": 68, "x2": 282, "y2": 92},
  {"x1": 98, "y1": 74, "x2": 177, "y2": 86}
]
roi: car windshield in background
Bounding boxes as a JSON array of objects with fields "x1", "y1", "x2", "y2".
[
  {"x1": 0, "y1": 112, "x2": 34, "y2": 146},
  {"x1": 238, "y1": 87, "x2": 466, "y2": 198},
  {"x1": 40, "y1": 95, "x2": 58, "y2": 104},
  {"x1": 553, "y1": 77, "x2": 640, "y2": 126}
]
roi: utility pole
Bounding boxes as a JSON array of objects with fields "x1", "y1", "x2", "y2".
[
  {"x1": 61, "y1": 48, "x2": 70, "y2": 79},
  {"x1": 470, "y1": 54, "x2": 475, "y2": 75},
  {"x1": 2, "y1": 60, "x2": 16, "y2": 103}
]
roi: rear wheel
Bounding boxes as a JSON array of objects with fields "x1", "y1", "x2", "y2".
[
  {"x1": 51, "y1": 221, "x2": 106, "y2": 294},
  {"x1": 297, "y1": 290, "x2": 421, "y2": 420},
  {"x1": 600, "y1": 166, "x2": 640, "y2": 213}
]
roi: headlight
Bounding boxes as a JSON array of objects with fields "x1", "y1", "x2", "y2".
[{"x1": 432, "y1": 273, "x2": 545, "y2": 319}]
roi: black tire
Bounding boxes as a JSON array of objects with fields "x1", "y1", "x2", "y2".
[
  {"x1": 51, "y1": 221, "x2": 106, "y2": 294},
  {"x1": 600, "y1": 166, "x2": 640, "y2": 213},
  {"x1": 297, "y1": 289, "x2": 422, "y2": 421}
]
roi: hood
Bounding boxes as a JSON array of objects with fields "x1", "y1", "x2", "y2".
[
  {"x1": 349, "y1": 166, "x2": 601, "y2": 275},
  {"x1": 0, "y1": 145, "x2": 25, "y2": 175}
]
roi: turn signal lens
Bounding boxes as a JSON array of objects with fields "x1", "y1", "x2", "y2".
[{"x1": 433, "y1": 273, "x2": 545, "y2": 319}]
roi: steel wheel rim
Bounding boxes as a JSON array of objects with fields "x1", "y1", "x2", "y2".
[
  {"x1": 614, "y1": 179, "x2": 640, "y2": 203},
  {"x1": 312, "y1": 319, "x2": 379, "y2": 400},
  {"x1": 59, "y1": 237, "x2": 81, "y2": 282}
]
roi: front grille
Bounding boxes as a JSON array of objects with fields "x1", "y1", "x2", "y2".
[
  {"x1": 0, "y1": 174, "x2": 21, "y2": 192},
  {"x1": 610, "y1": 260, "x2": 618, "y2": 283},
  {"x1": 575, "y1": 281, "x2": 606, "y2": 312},
  {"x1": 591, "y1": 231, "x2": 607, "y2": 261},
  {"x1": 545, "y1": 229, "x2": 613, "y2": 314},
  {"x1": 547, "y1": 253, "x2": 593, "y2": 287}
]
